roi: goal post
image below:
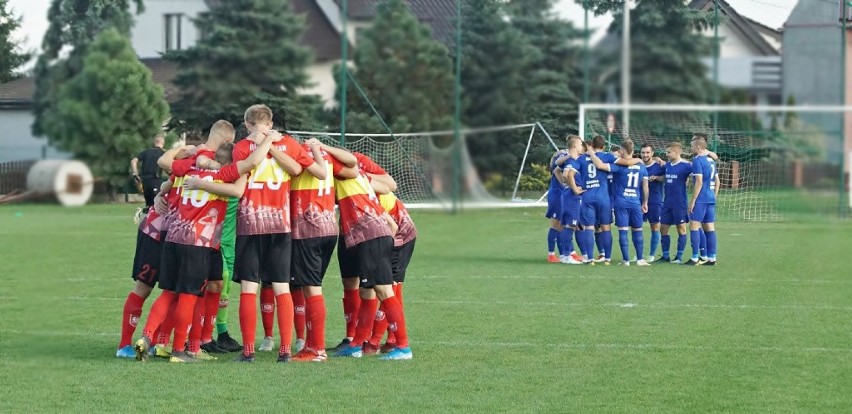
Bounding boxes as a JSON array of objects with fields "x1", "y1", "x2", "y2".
[{"x1": 579, "y1": 103, "x2": 852, "y2": 221}]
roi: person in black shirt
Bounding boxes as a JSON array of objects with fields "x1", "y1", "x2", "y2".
[{"x1": 131, "y1": 135, "x2": 166, "y2": 211}]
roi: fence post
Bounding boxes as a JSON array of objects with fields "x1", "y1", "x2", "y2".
[{"x1": 730, "y1": 160, "x2": 740, "y2": 190}]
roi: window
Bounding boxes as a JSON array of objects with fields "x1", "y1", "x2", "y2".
[{"x1": 164, "y1": 14, "x2": 184, "y2": 52}]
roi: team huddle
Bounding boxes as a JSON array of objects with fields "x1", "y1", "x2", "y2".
[
  {"x1": 118, "y1": 104, "x2": 416, "y2": 363},
  {"x1": 546, "y1": 134, "x2": 720, "y2": 266}
]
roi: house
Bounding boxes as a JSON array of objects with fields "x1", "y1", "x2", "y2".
[{"x1": 0, "y1": 0, "x2": 457, "y2": 163}]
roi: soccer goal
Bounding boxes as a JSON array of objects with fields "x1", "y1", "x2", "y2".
[
  {"x1": 579, "y1": 103, "x2": 851, "y2": 221},
  {"x1": 289, "y1": 122, "x2": 561, "y2": 210}
]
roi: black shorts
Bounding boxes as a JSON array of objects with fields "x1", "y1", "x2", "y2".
[
  {"x1": 233, "y1": 233, "x2": 292, "y2": 284},
  {"x1": 131, "y1": 230, "x2": 163, "y2": 288},
  {"x1": 392, "y1": 238, "x2": 416, "y2": 283},
  {"x1": 337, "y1": 236, "x2": 360, "y2": 279},
  {"x1": 208, "y1": 249, "x2": 223, "y2": 282},
  {"x1": 291, "y1": 236, "x2": 337, "y2": 287},
  {"x1": 354, "y1": 236, "x2": 394, "y2": 289},
  {"x1": 158, "y1": 242, "x2": 213, "y2": 295}
]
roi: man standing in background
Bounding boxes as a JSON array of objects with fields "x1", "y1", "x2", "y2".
[{"x1": 131, "y1": 134, "x2": 166, "y2": 214}]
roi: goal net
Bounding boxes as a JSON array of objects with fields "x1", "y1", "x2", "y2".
[
  {"x1": 580, "y1": 103, "x2": 850, "y2": 221},
  {"x1": 289, "y1": 123, "x2": 560, "y2": 209}
]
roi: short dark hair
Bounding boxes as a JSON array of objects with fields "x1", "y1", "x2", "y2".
[
  {"x1": 693, "y1": 132, "x2": 708, "y2": 141},
  {"x1": 592, "y1": 135, "x2": 606, "y2": 150},
  {"x1": 640, "y1": 143, "x2": 653, "y2": 151}
]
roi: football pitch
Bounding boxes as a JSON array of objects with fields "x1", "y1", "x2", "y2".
[{"x1": 1, "y1": 205, "x2": 851, "y2": 412}]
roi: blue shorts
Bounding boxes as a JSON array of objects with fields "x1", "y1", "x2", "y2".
[
  {"x1": 690, "y1": 203, "x2": 716, "y2": 224},
  {"x1": 545, "y1": 190, "x2": 562, "y2": 219},
  {"x1": 615, "y1": 206, "x2": 644, "y2": 229},
  {"x1": 561, "y1": 197, "x2": 582, "y2": 228},
  {"x1": 580, "y1": 199, "x2": 613, "y2": 227},
  {"x1": 644, "y1": 203, "x2": 662, "y2": 224},
  {"x1": 661, "y1": 205, "x2": 689, "y2": 226}
]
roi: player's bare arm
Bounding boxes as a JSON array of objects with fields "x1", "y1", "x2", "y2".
[
  {"x1": 184, "y1": 175, "x2": 249, "y2": 198},
  {"x1": 316, "y1": 141, "x2": 358, "y2": 167},
  {"x1": 689, "y1": 175, "x2": 703, "y2": 214},
  {"x1": 303, "y1": 141, "x2": 328, "y2": 180},
  {"x1": 269, "y1": 146, "x2": 304, "y2": 176},
  {"x1": 157, "y1": 145, "x2": 196, "y2": 171},
  {"x1": 614, "y1": 156, "x2": 641, "y2": 166},
  {"x1": 369, "y1": 173, "x2": 397, "y2": 192},
  {"x1": 368, "y1": 176, "x2": 391, "y2": 195},
  {"x1": 642, "y1": 178, "x2": 650, "y2": 214},
  {"x1": 195, "y1": 155, "x2": 222, "y2": 170},
  {"x1": 586, "y1": 149, "x2": 612, "y2": 172},
  {"x1": 563, "y1": 168, "x2": 584, "y2": 195},
  {"x1": 234, "y1": 132, "x2": 275, "y2": 175},
  {"x1": 383, "y1": 212, "x2": 399, "y2": 236}
]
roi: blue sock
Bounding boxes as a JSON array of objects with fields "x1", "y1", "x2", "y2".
[
  {"x1": 595, "y1": 232, "x2": 604, "y2": 257},
  {"x1": 547, "y1": 228, "x2": 558, "y2": 254},
  {"x1": 633, "y1": 230, "x2": 644, "y2": 260},
  {"x1": 601, "y1": 230, "x2": 613, "y2": 259},
  {"x1": 555, "y1": 228, "x2": 564, "y2": 255},
  {"x1": 699, "y1": 229, "x2": 707, "y2": 258},
  {"x1": 583, "y1": 230, "x2": 596, "y2": 260},
  {"x1": 575, "y1": 230, "x2": 585, "y2": 258},
  {"x1": 690, "y1": 230, "x2": 701, "y2": 260},
  {"x1": 677, "y1": 234, "x2": 687, "y2": 260},
  {"x1": 618, "y1": 229, "x2": 629, "y2": 262},
  {"x1": 706, "y1": 230, "x2": 717, "y2": 260},
  {"x1": 649, "y1": 230, "x2": 660, "y2": 258},
  {"x1": 661, "y1": 234, "x2": 671, "y2": 259},
  {"x1": 562, "y1": 229, "x2": 575, "y2": 255}
]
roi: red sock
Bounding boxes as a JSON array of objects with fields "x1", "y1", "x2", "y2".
[
  {"x1": 292, "y1": 289, "x2": 306, "y2": 341},
  {"x1": 260, "y1": 287, "x2": 275, "y2": 337},
  {"x1": 171, "y1": 293, "x2": 198, "y2": 353},
  {"x1": 387, "y1": 284, "x2": 403, "y2": 344},
  {"x1": 187, "y1": 294, "x2": 204, "y2": 353},
  {"x1": 155, "y1": 303, "x2": 176, "y2": 346},
  {"x1": 201, "y1": 291, "x2": 221, "y2": 343},
  {"x1": 352, "y1": 297, "x2": 378, "y2": 347},
  {"x1": 142, "y1": 290, "x2": 177, "y2": 340},
  {"x1": 120, "y1": 292, "x2": 146, "y2": 348},
  {"x1": 305, "y1": 294, "x2": 326, "y2": 351},
  {"x1": 275, "y1": 293, "x2": 294, "y2": 355},
  {"x1": 239, "y1": 292, "x2": 257, "y2": 356},
  {"x1": 369, "y1": 301, "x2": 389, "y2": 346},
  {"x1": 382, "y1": 296, "x2": 408, "y2": 348},
  {"x1": 343, "y1": 288, "x2": 361, "y2": 339}
]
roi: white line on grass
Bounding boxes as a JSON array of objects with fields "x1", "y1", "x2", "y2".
[
  {"x1": 419, "y1": 275, "x2": 852, "y2": 284},
  {"x1": 2, "y1": 329, "x2": 850, "y2": 354},
  {"x1": 407, "y1": 299, "x2": 852, "y2": 311}
]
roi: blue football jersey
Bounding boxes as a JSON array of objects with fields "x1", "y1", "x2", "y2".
[
  {"x1": 548, "y1": 150, "x2": 569, "y2": 195},
  {"x1": 663, "y1": 161, "x2": 692, "y2": 210},
  {"x1": 610, "y1": 162, "x2": 649, "y2": 208},
  {"x1": 645, "y1": 162, "x2": 666, "y2": 205},
  {"x1": 692, "y1": 155, "x2": 717, "y2": 204},
  {"x1": 564, "y1": 156, "x2": 585, "y2": 193}
]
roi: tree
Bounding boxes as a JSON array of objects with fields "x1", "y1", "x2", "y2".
[
  {"x1": 459, "y1": 0, "x2": 537, "y2": 179},
  {"x1": 587, "y1": 0, "x2": 717, "y2": 130},
  {"x1": 334, "y1": 0, "x2": 454, "y2": 134},
  {"x1": 32, "y1": 0, "x2": 142, "y2": 136},
  {"x1": 0, "y1": 0, "x2": 32, "y2": 83},
  {"x1": 44, "y1": 28, "x2": 169, "y2": 196},
  {"x1": 166, "y1": 0, "x2": 323, "y2": 134}
]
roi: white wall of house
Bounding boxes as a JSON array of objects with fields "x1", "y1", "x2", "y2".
[
  {"x1": 0, "y1": 110, "x2": 69, "y2": 162},
  {"x1": 699, "y1": 22, "x2": 762, "y2": 58},
  {"x1": 302, "y1": 61, "x2": 341, "y2": 109},
  {"x1": 131, "y1": 0, "x2": 208, "y2": 59}
]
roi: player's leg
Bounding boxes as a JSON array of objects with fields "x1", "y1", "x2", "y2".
[
  {"x1": 234, "y1": 235, "x2": 262, "y2": 361},
  {"x1": 546, "y1": 194, "x2": 562, "y2": 262},
  {"x1": 660, "y1": 207, "x2": 673, "y2": 262},
  {"x1": 701, "y1": 205, "x2": 717, "y2": 265},
  {"x1": 560, "y1": 200, "x2": 582, "y2": 264},
  {"x1": 334, "y1": 236, "x2": 361, "y2": 352},
  {"x1": 579, "y1": 203, "x2": 597, "y2": 264},
  {"x1": 686, "y1": 205, "x2": 706, "y2": 265},
  {"x1": 699, "y1": 228, "x2": 708, "y2": 262},
  {"x1": 168, "y1": 244, "x2": 213, "y2": 363},
  {"x1": 293, "y1": 236, "x2": 336, "y2": 362},
  {"x1": 632, "y1": 208, "x2": 648, "y2": 265},
  {"x1": 648, "y1": 205, "x2": 662, "y2": 261},
  {"x1": 267, "y1": 233, "x2": 295, "y2": 363},
  {"x1": 192, "y1": 251, "x2": 224, "y2": 358},
  {"x1": 215, "y1": 197, "x2": 240, "y2": 352},
  {"x1": 596, "y1": 199, "x2": 614, "y2": 264},
  {"x1": 614, "y1": 208, "x2": 631, "y2": 265},
  {"x1": 259, "y1": 282, "x2": 275, "y2": 351},
  {"x1": 134, "y1": 241, "x2": 181, "y2": 361},
  {"x1": 119, "y1": 231, "x2": 159, "y2": 357},
  {"x1": 292, "y1": 286, "x2": 307, "y2": 353}
]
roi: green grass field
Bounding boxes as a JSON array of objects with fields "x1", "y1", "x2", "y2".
[{"x1": 1, "y1": 205, "x2": 851, "y2": 412}]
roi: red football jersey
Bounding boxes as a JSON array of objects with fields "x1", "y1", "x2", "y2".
[
  {"x1": 161, "y1": 149, "x2": 215, "y2": 231},
  {"x1": 290, "y1": 144, "x2": 346, "y2": 240},
  {"x1": 165, "y1": 164, "x2": 241, "y2": 249},
  {"x1": 232, "y1": 134, "x2": 314, "y2": 235},
  {"x1": 379, "y1": 192, "x2": 417, "y2": 247},
  {"x1": 354, "y1": 152, "x2": 387, "y2": 175},
  {"x1": 335, "y1": 173, "x2": 391, "y2": 249},
  {"x1": 139, "y1": 208, "x2": 165, "y2": 241}
]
